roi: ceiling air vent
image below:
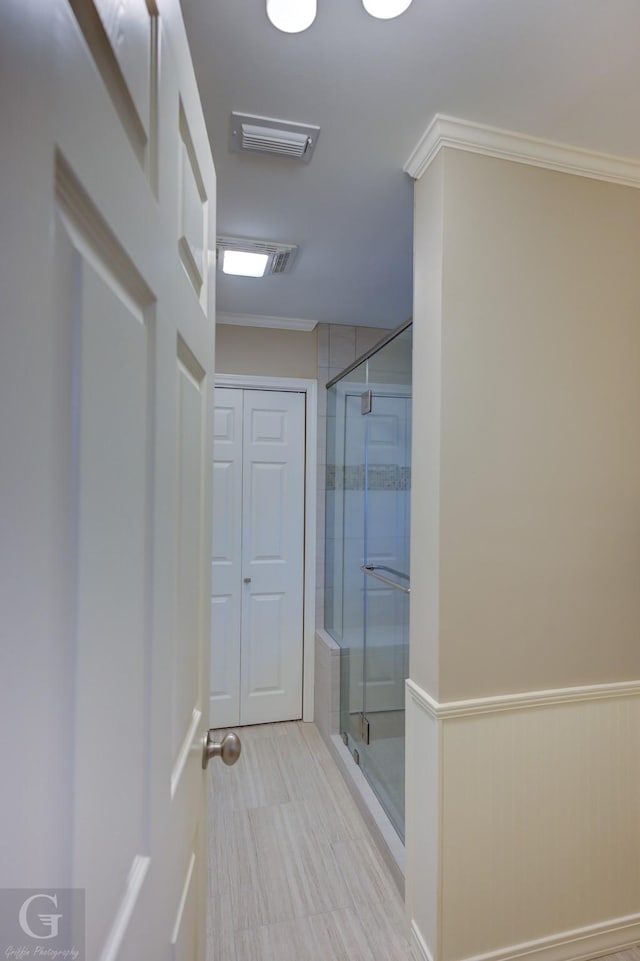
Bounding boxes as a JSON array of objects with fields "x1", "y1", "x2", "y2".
[
  {"x1": 230, "y1": 112, "x2": 320, "y2": 164},
  {"x1": 216, "y1": 236, "x2": 298, "y2": 276}
]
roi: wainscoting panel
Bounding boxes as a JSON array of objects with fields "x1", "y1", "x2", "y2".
[
  {"x1": 406, "y1": 679, "x2": 640, "y2": 961},
  {"x1": 406, "y1": 685, "x2": 441, "y2": 961}
]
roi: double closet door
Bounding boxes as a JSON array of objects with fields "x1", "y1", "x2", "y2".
[{"x1": 210, "y1": 387, "x2": 305, "y2": 728}]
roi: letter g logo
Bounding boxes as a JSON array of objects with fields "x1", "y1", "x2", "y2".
[{"x1": 18, "y1": 893, "x2": 63, "y2": 940}]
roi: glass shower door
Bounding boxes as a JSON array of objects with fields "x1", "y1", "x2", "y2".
[
  {"x1": 359, "y1": 389, "x2": 411, "y2": 838},
  {"x1": 326, "y1": 322, "x2": 412, "y2": 841}
]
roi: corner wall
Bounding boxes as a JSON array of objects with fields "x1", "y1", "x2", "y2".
[{"x1": 408, "y1": 145, "x2": 640, "y2": 961}]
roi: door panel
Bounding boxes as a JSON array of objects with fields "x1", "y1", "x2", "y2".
[
  {"x1": 66, "y1": 0, "x2": 156, "y2": 172},
  {"x1": 67, "y1": 224, "x2": 154, "y2": 959},
  {"x1": 92, "y1": 0, "x2": 154, "y2": 141},
  {"x1": 245, "y1": 592, "x2": 286, "y2": 694},
  {"x1": 177, "y1": 102, "x2": 210, "y2": 306},
  {"x1": 0, "y1": 2, "x2": 216, "y2": 958}
]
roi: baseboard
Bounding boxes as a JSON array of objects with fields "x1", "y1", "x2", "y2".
[
  {"x1": 411, "y1": 922, "x2": 435, "y2": 961},
  {"x1": 410, "y1": 915, "x2": 640, "y2": 961}
]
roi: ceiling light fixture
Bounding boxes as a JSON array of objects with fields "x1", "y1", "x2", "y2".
[
  {"x1": 217, "y1": 237, "x2": 299, "y2": 277},
  {"x1": 266, "y1": 0, "x2": 317, "y2": 33},
  {"x1": 221, "y1": 250, "x2": 269, "y2": 277},
  {"x1": 362, "y1": 0, "x2": 412, "y2": 18},
  {"x1": 266, "y1": 0, "x2": 412, "y2": 33}
]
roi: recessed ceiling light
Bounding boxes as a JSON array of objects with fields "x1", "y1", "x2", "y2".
[
  {"x1": 217, "y1": 237, "x2": 298, "y2": 276},
  {"x1": 362, "y1": 0, "x2": 412, "y2": 18},
  {"x1": 266, "y1": 0, "x2": 316, "y2": 33},
  {"x1": 222, "y1": 250, "x2": 269, "y2": 277}
]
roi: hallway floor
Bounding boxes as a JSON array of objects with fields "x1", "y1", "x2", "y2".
[
  {"x1": 207, "y1": 720, "x2": 640, "y2": 961},
  {"x1": 206, "y1": 720, "x2": 410, "y2": 961}
]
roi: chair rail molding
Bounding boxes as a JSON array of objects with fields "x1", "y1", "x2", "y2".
[{"x1": 406, "y1": 676, "x2": 640, "y2": 719}]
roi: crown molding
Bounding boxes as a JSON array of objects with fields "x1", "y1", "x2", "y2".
[
  {"x1": 406, "y1": 677, "x2": 640, "y2": 720},
  {"x1": 216, "y1": 312, "x2": 318, "y2": 332},
  {"x1": 404, "y1": 114, "x2": 640, "y2": 188}
]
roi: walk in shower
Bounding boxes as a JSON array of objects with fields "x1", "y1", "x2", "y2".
[{"x1": 324, "y1": 322, "x2": 411, "y2": 839}]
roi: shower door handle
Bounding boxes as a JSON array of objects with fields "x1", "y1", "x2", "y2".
[{"x1": 361, "y1": 565, "x2": 411, "y2": 594}]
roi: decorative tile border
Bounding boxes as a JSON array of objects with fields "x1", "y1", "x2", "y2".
[{"x1": 326, "y1": 464, "x2": 411, "y2": 491}]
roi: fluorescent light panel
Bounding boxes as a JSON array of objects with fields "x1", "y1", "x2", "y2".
[{"x1": 222, "y1": 250, "x2": 269, "y2": 277}]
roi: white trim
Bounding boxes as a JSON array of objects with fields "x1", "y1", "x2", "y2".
[
  {"x1": 416, "y1": 913, "x2": 640, "y2": 961},
  {"x1": 410, "y1": 922, "x2": 435, "y2": 961},
  {"x1": 170, "y1": 707, "x2": 202, "y2": 798},
  {"x1": 216, "y1": 312, "x2": 318, "y2": 332},
  {"x1": 98, "y1": 855, "x2": 151, "y2": 961},
  {"x1": 406, "y1": 676, "x2": 640, "y2": 720},
  {"x1": 404, "y1": 114, "x2": 640, "y2": 188},
  {"x1": 171, "y1": 852, "x2": 196, "y2": 947},
  {"x1": 214, "y1": 373, "x2": 317, "y2": 722}
]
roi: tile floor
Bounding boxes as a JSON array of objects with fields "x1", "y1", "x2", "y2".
[
  {"x1": 206, "y1": 720, "x2": 410, "y2": 961},
  {"x1": 207, "y1": 720, "x2": 640, "y2": 961}
]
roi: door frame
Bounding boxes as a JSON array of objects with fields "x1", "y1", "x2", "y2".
[{"x1": 214, "y1": 373, "x2": 317, "y2": 722}]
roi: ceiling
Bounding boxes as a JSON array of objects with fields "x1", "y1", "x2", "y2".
[{"x1": 181, "y1": 0, "x2": 640, "y2": 328}]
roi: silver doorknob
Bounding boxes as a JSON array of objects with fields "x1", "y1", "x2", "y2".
[{"x1": 202, "y1": 730, "x2": 242, "y2": 770}]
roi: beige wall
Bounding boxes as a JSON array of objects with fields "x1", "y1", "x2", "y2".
[
  {"x1": 410, "y1": 150, "x2": 444, "y2": 699},
  {"x1": 215, "y1": 323, "x2": 318, "y2": 379},
  {"x1": 412, "y1": 148, "x2": 640, "y2": 700}
]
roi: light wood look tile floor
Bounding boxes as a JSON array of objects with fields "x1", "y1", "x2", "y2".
[
  {"x1": 207, "y1": 721, "x2": 640, "y2": 961},
  {"x1": 206, "y1": 720, "x2": 410, "y2": 961}
]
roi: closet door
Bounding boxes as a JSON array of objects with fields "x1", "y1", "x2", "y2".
[
  {"x1": 210, "y1": 388, "x2": 305, "y2": 727},
  {"x1": 241, "y1": 390, "x2": 305, "y2": 724}
]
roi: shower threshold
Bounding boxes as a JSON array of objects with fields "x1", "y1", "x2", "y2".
[{"x1": 326, "y1": 732, "x2": 405, "y2": 896}]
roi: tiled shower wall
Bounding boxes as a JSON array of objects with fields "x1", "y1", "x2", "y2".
[{"x1": 315, "y1": 323, "x2": 390, "y2": 630}]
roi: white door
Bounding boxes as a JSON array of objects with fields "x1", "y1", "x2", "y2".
[
  {"x1": 0, "y1": 3, "x2": 216, "y2": 960},
  {"x1": 210, "y1": 388, "x2": 306, "y2": 727}
]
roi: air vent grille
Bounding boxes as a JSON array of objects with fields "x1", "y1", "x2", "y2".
[
  {"x1": 241, "y1": 124, "x2": 310, "y2": 158},
  {"x1": 231, "y1": 112, "x2": 319, "y2": 164},
  {"x1": 271, "y1": 250, "x2": 293, "y2": 273},
  {"x1": 216, "y1": 236, "x2": 298, "y2": 275}
]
